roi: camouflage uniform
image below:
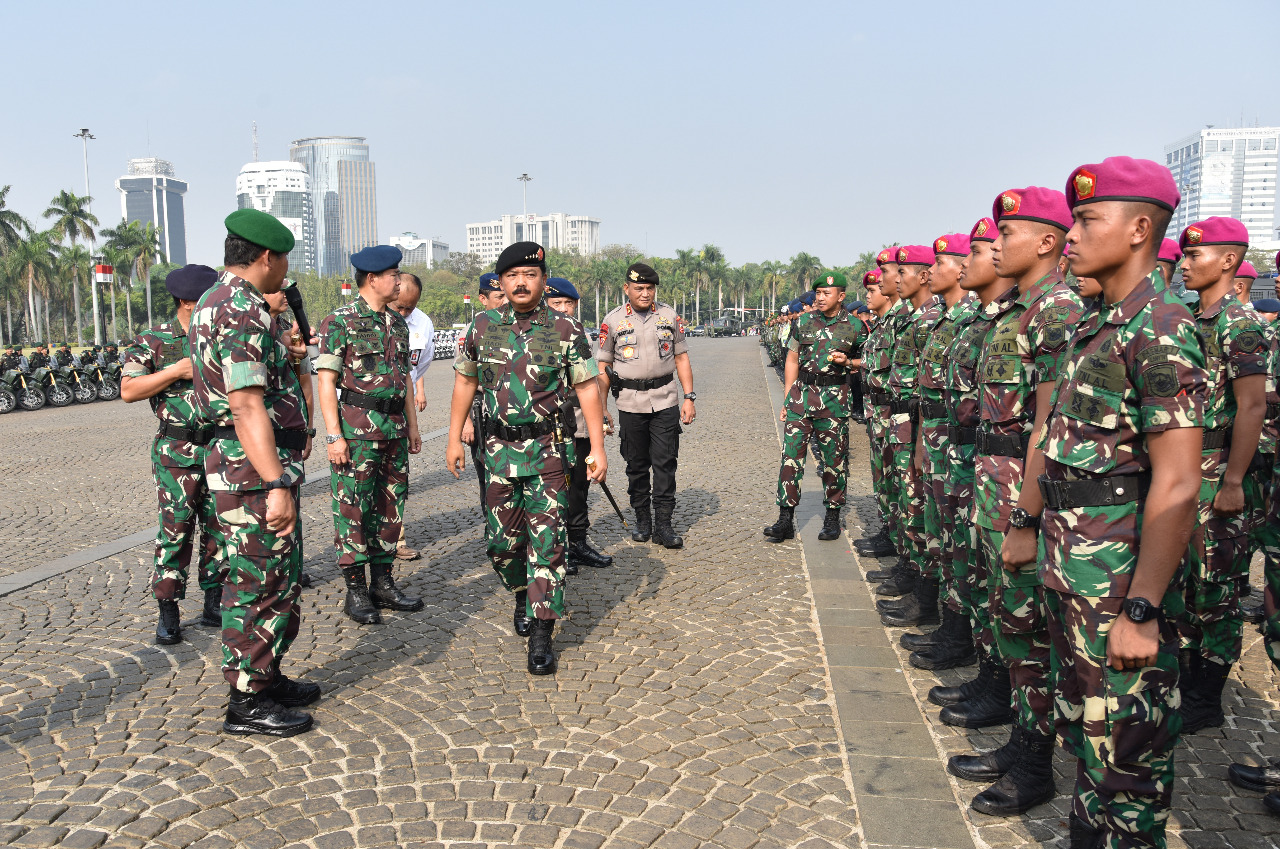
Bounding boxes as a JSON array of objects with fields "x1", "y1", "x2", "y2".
[
  {"x1": 122, "y1": 323, "x2": 223, "y2": 601},
  {"x1": 316, "y1": 296, "x2": 412, "y2": 575},
  {"x1": 975, "y1": 271, "x2": 1084, "y2": 738},
  {"x1": 455, "y1": 301, "x2": 597, "y2": 620},
  {"x1": 1178, "y1": 293, "x2": 1268, "y2": 669},
  {"x1": 887, "y1": 298, "x2": 938, "y2": 571},
  {"x1": 1040, "y1": 272, "x2": 1204, "y2": 849},
  {"x1": 190, "y1": 271, "x2": 310, "y2": 693},
  {"x1": 775, "y1": 309, "x2": 863, "y2": 507},
  {"x1": 1261, "y1": 329, "x2": 1280, "y2": 669},
  {"x1": 863, "y1": 306, "x2": 899, "y2": 531}
]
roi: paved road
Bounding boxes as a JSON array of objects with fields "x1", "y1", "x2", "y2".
[{"x1": 0, "y1": 336, "x2": 1277, "y2": 849}]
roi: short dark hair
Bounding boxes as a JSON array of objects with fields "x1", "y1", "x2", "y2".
[
  {"x1": 355, "y1": 269, "x2": 371, "y2": 288},
  {"x1": 224, "y1": 233, "x2": 284, "y2": 268},
  {"x1": 1119, "y1": 202, "x2": 1173, "y2": 256},
  {"x1": 399, "y1": 272, "x2": 422, "y2": 293}
]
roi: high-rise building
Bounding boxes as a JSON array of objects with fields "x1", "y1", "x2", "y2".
[
  {"x1": 289, "y1": 136, "x2": 378, "y2": 276},
  {"x1": 236, "y1": 161, "x2": 316, "y2": 272},
  {"x1": 1165, "y1": 126, "x2": 1280, "y2": 251},
  {"x1": 465, "y1": 212, "x2": 601, "y2": 263},
  {"x1": 388, "y1": 232, "x2": 450, "y2": 268},
  {"x1": 115, "y1": 158, "x2": 188, "y2": 266}
]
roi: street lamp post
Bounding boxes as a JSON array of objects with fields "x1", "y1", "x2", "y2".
[
  {"x1": 73, "y1": 128, "x2": 102, "y2": 346},
  {"x1": 517, "y1": 173, "x2": 532, "y2": 218}
]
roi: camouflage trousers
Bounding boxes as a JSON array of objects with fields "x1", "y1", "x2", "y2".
[
  {"x1": 1180, "y1": 514, "x2": 1250, "y2": 670},
  {"x1": 331, "y1": 438, "x2": 409, "y2": 572},
  {"x1": 1257, "y1": 465, "x2": 1280, "y2": 670},
  {"x1": 969, "y1": 533, "x2": 1002, "y2": 663},
  {"x1": 777, "y1": 414, "x2": 849, "y2": 508},
  {"x1": 1047, "y1": 590, "x2": 1179, "y2": 849},
  {"x1": 214, "y1": 487, "x2": 303, "y2": 693},
  {"x1": 942, "y1": 442, "x2": 978, "y2": 617},
  {"x1": 982, "y1": 526, "x2": 1053, "y2": 737},
  {"x1": 151, "y1": 451, "x2": 223, "y2": 600},
  {"x1": 868, "y1": 406, "x2": 891, "y2": 523},
  {"x1": 893, "y1": 444, "x2": 928, "y2": 574},
  {"x1": 881, "y1": 427, "x2": 903, "y2": 551},
  {"x1": 921, "y1": 420, "x2": 948, "y2": 575},
  {"x1": 484, "y1": 464, "x2": 568, "y2": 621},
  {"x1": 1243, "y1": 453, "x2": 1274, "y2": 572}
]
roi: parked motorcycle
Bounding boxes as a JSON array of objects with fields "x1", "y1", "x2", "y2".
[
  {"x1": 59, "y1": 362, "x2": 99, "y2": 404},
  {"x1": 3, "y1": 368, "x2": 46, "y2": 411},
  {"x1": 81, "y1": 359, "x2": 120, "y2": 401},
  {"x1": 30, "y1": 365, "x2": 73, "y2": 407}
]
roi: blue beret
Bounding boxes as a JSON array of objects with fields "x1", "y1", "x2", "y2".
[
  {"x1": 165, "y1": 264, "x2": 219, "y2": 300},
  {"x1": 546, "y1": 277, "x2": 580, "y2": 301},
  {"x1": 350, "y1": 245, "x2": 403, "y2": 273},
  {"x1": 479, "y1": 272, "x2": 500, "y2": 293},
  {"x1": 787, "y1": 299, "x2": 803, "y2": 312},
  {"x1": 1253, "y1": 298, "x2": 1280, "y2": 313},
  {"x1": 799, "y1": 291, "x2": 816, "y2": 306}
]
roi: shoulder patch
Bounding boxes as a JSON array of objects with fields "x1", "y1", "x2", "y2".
[
  {"x1": 1236, "y1": 329, "x2": 1265, "y2": 353},
  {"x1": 1144, "y1": 363, "x2": 1180, "y2": 397}
]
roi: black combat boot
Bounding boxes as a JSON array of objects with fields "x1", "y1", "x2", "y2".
[
  {"x1": 223, "y1": 687, "x2": 313, "y2": 737},
  {"x1": 875, "y1": 561, "x2": 916, "y2": 597},
  {"x1": 969, "y1": 729, "x2": 1056, "y2": 816},
  {"x1": 948, "y1": 725, "x2": 1022, "y2": 782},
  {"x1": 929, "y1": 646, "x2": 992, "y2": 707},
  {"x1": 1181, "y1": 661, "x2": 1230, "y2": 734},
  {"x1": 653, "y1": 506, "x2": 683, "y2": 549},
  {"x1": 939, "y1": 658, "x2": 1014, "y2": 728},
  {"x1": 369, "y1": 564, "x2": 424, "y2": 612},
  {"x1": 155, "y1": 599, "x2": 182, "y2": 645},
  {"x1": 568, "y1": 538, "x2": 612, "y2": 569},
  {"x1": 632, "y1": 507, "x2": 652, "y2": 543},
  {"x1": 1178, "y1": 648, "x2": 1202, "y2": 716},
  {"x1": 266, "y1": 659, "x2": 321, "y2": 708},
  {"x1": 564, "y1": 557, "x2": 579, "y2": 577},
  {"x1": 817, "y1": 507, "x2": 842, "y2": 541},
  {"x1": 342, "y1": 567, "x2": 382, "y2": 625},
  {"x1": 877, "y1": 567, "x2": 920, "y2": 612},
  {"x1": 299, "y1": 570, "x2": 314, "y2": 589},
  {"x1": 763, "y1": 507, "x2": 795, "y2": 543},
  {"x1": 900, "y1": 626, "x2": 942, "y2": 651},
  {"x1": 527, "y1": 618, "x2": 557, "y2": 675},
  {"x1": 865, "y1": 553, "x2": 903, "y2": 583},
  {"x1": 1069, "y1": 813, "x2": 1105, "y2": 849},
  {"x1": 856, "y1": 526, "x2": 896, "y2": 557},
  {"x1": 882, "y1": 576, "x2": 940, "y2": 628},
  {"x1": 201, "y1": 586, "x2": 222, "y2": 627},
  {"x1": 911, "y1": 607, "x2": 977, "y2": 670},
  {"x1": 513, "y1": 589, "x2": 532, "y2": 637}
]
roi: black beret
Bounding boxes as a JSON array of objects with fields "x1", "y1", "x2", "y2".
[
  {"x1": 165, "y1": 264, "x2": 220, "y2": 300},
  {"x1": 625, "y1": 262, "x2": 659, "y2": 285},
  {"x1": 495, "y1": 241, "x2": 546, "y2": 276}
]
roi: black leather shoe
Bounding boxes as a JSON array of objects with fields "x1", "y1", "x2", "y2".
[
  {"x1": 910, "y1": 608, "x2": 976, "y2": 670},
  {"x1": 568, "y1": 538, "x2": 613, "y2": 568},
  {"x1": 342, "y1": 567, "x2": 382, "y2": 625},
  {"x1": 1265, "y1": 792, "x2": 1280, "y2": 816},
  {"x1": 817, "y1": 507, "x2": 841, "y2": 541},
  {"x1": 223, "y1": 688, "x2": 313, "y2": 737},
  {"x1": 155, "y1": 599, "x2": 182, "y2": 645},
  {"x1": 513, "y1": 590, "x2": 533, "y2": 637},
  {"x1": 970, "y1": 730, "x2": 1056, "y2": 816},
  {"x1": 1242, "y1": 599, "x2": 1265, "y2": 624},
  {"x1": 632, "y1": 508, "x2": 652, "y2": 543},
  {"x1": 763, "y1": 507, "x2": 795, "y2": 543},
  {"x1": 949, "y1": 726, "x2": 1021, "y2": 782},
  {"x1": 857, "y1": 536, "x2": 897, "y2": 557},
  {"x1": 267, "y1": 662, "x2": 321, "y2": 708},
  {"x1": 370, "y1": 566, "x2": 424, "y2": 612},
  {"x1": 865, "y1": 564, "x2": 897, "y2": 581},
  {"x1": 1228, "y1": 759, "x2": 1280, "y2": 792},
  {"x1": 527, "y1": 618, "x2": 557, "y2": 675},
  {"x1": 201, "y1": 587, "x2": 222, "y2": 628},
  {"x1": 564, "y1": 559, "x2": 579, "y2": 576},
  {"x1": 654, "y1": 510, "x2": 683, "y2": 549},
  {"x1": 299, "y1": 570, "x2": 313, "y2": 589}
]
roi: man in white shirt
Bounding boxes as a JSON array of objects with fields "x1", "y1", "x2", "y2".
[{"x1": 391, "y1": 272, "x2": 435, "y2": 561}]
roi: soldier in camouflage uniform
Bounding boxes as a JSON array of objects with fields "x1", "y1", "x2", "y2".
[
  {"x1": 190, "y1": 208, "x2": 320, "y2": 737},
  {"x1": 447, "y1": 242, "x2": 607, "y2": 676},
  {"x1": 121, "y1": 265, "x2": 225, "y2": 645},
  {"x1": 317, "y1": 245, "x2": 424, "y2": 625},
  {"x1": 461, "y1": 273, "x2": 509, "y2": 506},
  {"x1": 902, "y1": 234, "x2": 978, "y2": 668},
  {"x1": 1156, "y1": 239, "x2": 1181, "y2": 291},
  {"x1": 1037, "y1": 158, "x2": 1205, "y2": 849},
  {"x1": 762, "y1": 271, "x2": 863, "y2": 543},
  {"x1": 856, "y1": 256, "x2": 901, "y2": 561},
  {"x1": 1172, "y1": 218, "x2": 1267, "y2": 735}
]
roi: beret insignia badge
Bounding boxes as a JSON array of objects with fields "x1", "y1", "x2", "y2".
[
  {"x1": 1186, "y1": 227, "x2": 1203, "y2": 245},
  {"x1": 878, "y1": 249, "x2": 891, "y2": 263},
  {"x1": 629, "y1": 270, "x2": 640, "y2": 281},
  {"x1": 935, "y1": 238, "x2": 947, "y2": 253},
  {"x1": 1001, "y1": 192, "x2": 1019, "y2": 214},
  {"x1": 826, "y1": 275, "x2": 834, "y2": 285},
  {"x1": 897, "y1": 248, "x2": 909, "y2": 263},
  {"x1": 1074, "y1": 169, "x2": 1097, "y2": 201},
  {"x1": 536, "y1": 248, "x2": 544, "y2": 260},
  {"x1": 975, "y1": 220, "x2": 990, "y2": 237}
]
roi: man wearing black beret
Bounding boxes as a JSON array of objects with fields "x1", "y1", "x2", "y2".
[{"x1": 121, "y1": 264, "x2": 227, "y2": 647}]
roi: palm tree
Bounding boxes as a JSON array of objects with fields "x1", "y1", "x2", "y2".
[
  {"x1": 699, "y1": 244, "x2": 725, "y2": 322},
  {"x1": 58, "y1": 246, "x2": 92, "y2": 342},
  {"x1": 761, "y1": 260, "x2": 786, "y2": 313},
  {"x1": 0, "y1": 185, "x2": 31, "y2": 256},
  {"x1": 6, "y1": 231, "x2": 58, "y2": 341},
  {"x1": 788, "y1": 252, "x2": 822, "y2": 296},
  {"x1": 43, "y1": 190, "x2": 99, "y2": 344},
  {"x1": 100, "y1": 245, "x2": 132, "y2": 341},
  {"x1": 133, "y1": 221, "x2": 165, "y2": 326}
]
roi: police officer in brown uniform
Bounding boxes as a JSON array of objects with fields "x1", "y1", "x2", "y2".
[{"x1": 597, "y1": 263, "x2": 697, "y2": 548}]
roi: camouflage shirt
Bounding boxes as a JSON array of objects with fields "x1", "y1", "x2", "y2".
[
  {"x1": 122, "y1": 321, "x2": 206, "y2": 467},
  {"x1": 863, "y1": 301, "x2": 904, "y2": 394},
  {"x1": 886, "y1": 297, "x2": 941, "y2": 443},
  {"x1": 1196, "y1": 292, "x2": 1269, "y2": 434},
  {"x1": 784, "y1": 308, "x2": 863, "y2": 419},
  {"x1": 946, "y1": 286, "x2": 1017, "y2": 429},
  {"x1": 1262, "y1": 322, "x2": 1280, "y2": 454},
  {"x1": 315, "y1": 294, "x2": 411, "y2": 441},
  {"x1": 1039, "y1": 273, "x2": 1205, "y2": 598},
  {"x1": 189, "y1": 272, "x2": 310, "y2": 492},
  {"x1": 919, "y1": 297, "x2": 977, "y2": 415},
  {"x1": 455, "y1": 301, "x2": 599, "y2": 477},
  {"x1": 974, "y1": 272, "x2": 1084, "y2": 531}
]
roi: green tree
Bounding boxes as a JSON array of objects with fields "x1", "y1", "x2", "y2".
[
  {"x1": 57, "y1": 245, "x2": 92, "y2": 342},
  {"x1": 100, "y1": 224, "x2": 141, "y2": 337},
  {"x1": 0, "y1": 185, "x2": 31, "y2": 256},
  {"x1": 6, "y1": 230, "x2": 59, "y2": 341},
  {"x1": 100, "y1": 245, "x2": 133, "y2": 341},
  {"x1": 788, "y1": 252, "x2": 822, "y2": 296},
  {"x1": 43, "y1": 190, "x2": 99, "y2": 343}
]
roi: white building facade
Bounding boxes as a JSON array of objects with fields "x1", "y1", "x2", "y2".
[
  {"x1": 389, "y1": 232, "x2": 449, "y2": 268},
  {"x1": 235, "y1": 161, "x2": 316, "y2": 272},
  {"x1": 465, "y1": 213, "x2": 601, "y2": 263},
  {"x1": 115, "y1": 158, "x2": 188, "y2": 266},
  {"x1": 1165, "y1": 126, "x2": 1280, "y2": 251}
]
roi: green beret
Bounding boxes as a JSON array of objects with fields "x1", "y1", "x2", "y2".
[
  {"x1": 812, "y1": 271, "x2": 848, "y2": 290},
  {"x1": 225, "y1": 208, "x2": 295, "y2": 254}
]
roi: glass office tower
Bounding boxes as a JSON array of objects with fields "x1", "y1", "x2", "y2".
[{"x1": 289, "y1": 137, "x2": 378, "y2": 276}]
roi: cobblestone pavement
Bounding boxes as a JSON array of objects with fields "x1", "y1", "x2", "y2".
[{"x1": 0, "y1": 339, "x2": 859, "y2": 849}]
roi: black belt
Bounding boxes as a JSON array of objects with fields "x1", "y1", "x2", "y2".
[
  {"x1": 1250, "y1": 450, "x2": 1275, "y2": 474},
  {"x1": 613, "y1": 373, "x2": 674, "y2": 391},
  {"x1": 1202, "y1": 428, "x2": 1229, "y2": 451},
  {"x1": 799, "y1": 371, "x2": 846, "y2": 387},
  {"x1": 889, "y1": 398, "x2": 918, "y2": 415},
  {"x1": 976, "y1": 430, "x2": 1030, "y2": 458},
  {"x1": 341, "y1": 389, "x2": 405, "y2": 415},
  {"x1": 948, "y1": 425, "x2": 977, "y2": 445},
  {"x1": 158, "y1": 421, "x2": 212, "y2": 445},
  {"x1": 486, "y1": 417, "x2": 560, "y2": 442},
  {"x1": 213, "y1": 426, "x2": 309, "y2": 451},
  {"x1": 869, "y1": 390, "x2": 892, "y2": 405},
  {"x1": 1269, "y1": 402, "x2": 1280, "y2": 419},
  {"x1": 1039, "y1": 473, "x2": 1149, "y2": 511},
  {"x1": 920, "y1": 402, "x2": 948, "y2": 419}
]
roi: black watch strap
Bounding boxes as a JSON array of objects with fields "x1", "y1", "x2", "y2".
[{"x1": 1123, "y1": 597, "x2": 1159, "y2": 623}]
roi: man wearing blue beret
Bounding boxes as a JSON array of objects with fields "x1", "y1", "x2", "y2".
[{"x1": 316, "y1": 245, "x2": 423, "y2": 624}]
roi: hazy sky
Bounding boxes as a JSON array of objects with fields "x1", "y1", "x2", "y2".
[{"x1": 4, "y1": 0, "x2": 1278, "y2": 271}]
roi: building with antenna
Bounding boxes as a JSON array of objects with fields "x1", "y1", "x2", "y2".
[
  {"x1": 115, "y1": 158, "x2": 188, "y2": 265},
  {"x1": 236, "y1": 161, "x2": 316, "y2": 272},
  {"x1": 1165, "y1": 126, "x2": 1280, "y2": 251},
  {"x1": 288, "y1": 136, "x2": 378, "y2": 276}
]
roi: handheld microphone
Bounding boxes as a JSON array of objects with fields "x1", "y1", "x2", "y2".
[{"x1": 283, "y1": 283, "x2": 319, "y2": 358}]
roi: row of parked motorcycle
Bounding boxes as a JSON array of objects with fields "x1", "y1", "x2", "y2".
[{"x1": 1, "y1": 356, "x2": 121, "y2": 414}]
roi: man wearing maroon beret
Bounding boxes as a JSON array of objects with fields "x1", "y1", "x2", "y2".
[
  {"x1": 1044, "y1": 157, "x2": 1205, "y2": 848},
  {"x1": 1156, "y1": 239, "x2": 1182, "y2": 291}
]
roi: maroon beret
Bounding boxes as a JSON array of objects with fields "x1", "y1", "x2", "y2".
[
  {"x1": 1180, "y1": 216, "x2": 1249, "y2": 250},
  {"x1": 876, "y1": 247, "x2": 897, "y2": 267},
  {"x1": 895, "y1": 245, "x2": 935, "y2": 266},
  {"x1": 1236, "y1": 261, "x2": 1258, "y2": 281},
  {"x1": 969, "y1": 217, "x2": 996, "y2": 243},
  {"x1": 863, "y1": 267, "x2": 882, "y2": 286},
  {"x1": 1275, "y1": 250, "x2": 1280, "y2": 274},
  {"x1": 1066, "y1": 156, "x2": 1180, "y2": 213},
  {"x1": 933, "y1": 234, "x2": 970, "y2": 258},
  {"x1": 993, "y1": 187, "x2": 1072, "y2": 232},
  {"x1": 1157, "y1": 238, "x2": 1182, "y2": 264}
]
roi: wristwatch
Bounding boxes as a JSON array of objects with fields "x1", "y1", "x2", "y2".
[
  {"x1": 1008, "y1": 507, "x2": 1041, "y2": 530},
  {"x1": 325, "y1": 434, "x2": 343, "y2": 444},
  {"x1": 1123, "y1": 597, "x2": 1160, "y2": 623},
  {"x1": 306, "y1": 427, "x2": 317, "y2": 438},
  {"x1": 263, "y1": 474, "x2": 291, "y2": 491},
  {"x1": 684, "y1": 392, "x2": 697, "y2": 402}
]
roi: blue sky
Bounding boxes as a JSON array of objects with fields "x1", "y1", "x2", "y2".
[{"x1": 4, "y1": 0, "x2": 1278, "y2": 270}]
